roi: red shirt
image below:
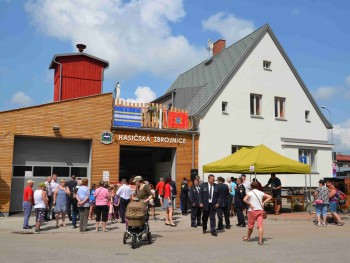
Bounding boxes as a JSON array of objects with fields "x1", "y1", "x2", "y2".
[
  {"x1": 156, "y1": 181, "x2": 165, "y2": 195},
  {"x1": 23, "y1": 186, "x2": 34, "y2": 203},
  {"x1": 164, "y1": 183, "x2": 171, "y2": 198}
]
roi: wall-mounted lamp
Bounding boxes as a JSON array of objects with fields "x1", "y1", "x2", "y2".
[{"x1": 53, "y1": 125, "x2": 60, "y2": 131}]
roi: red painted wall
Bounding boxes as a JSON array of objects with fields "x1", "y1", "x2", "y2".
[{"x1": 53, "y1": 55, "x2": 106, "y2": 101}]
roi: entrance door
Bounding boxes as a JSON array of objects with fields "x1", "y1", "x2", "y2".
[{"x1": 119, "y1": 146, "x2": 174, "y2": 186}]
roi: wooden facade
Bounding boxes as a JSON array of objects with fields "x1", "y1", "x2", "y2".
[{"x1": 0, "y1": 93, "x2": 198, "y2": 213}]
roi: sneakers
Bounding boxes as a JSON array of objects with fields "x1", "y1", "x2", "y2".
[
  {"x1": 34, "y1": 229, "x2": 41, "y2": 233},
  {"x1": 23, "y1": 225, "x2": 32, "y2": 229}
]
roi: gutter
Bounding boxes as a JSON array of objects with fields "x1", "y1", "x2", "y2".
[
  {"x1": 101, "y1": 65, "x2": 109, "y2": 93},
  {"x1": 53, "y1": 58, "x2": 62, "y2": 101}
]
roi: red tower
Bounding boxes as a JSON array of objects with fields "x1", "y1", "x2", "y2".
[{"x1": 49, "y1": 44, "x2": 109, "y2": 101}]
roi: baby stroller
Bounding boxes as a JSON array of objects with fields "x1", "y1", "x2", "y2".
[{"x1": 123, "y1": 199, "x2": 152, "y2": 249}]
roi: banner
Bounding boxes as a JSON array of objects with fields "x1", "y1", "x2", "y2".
[
  {"x1": 113, "y1": 106, "x2": 142, "y2": 128},
  {"x1": 168, "y1": 112, "x2": 188, "y2": 129}
]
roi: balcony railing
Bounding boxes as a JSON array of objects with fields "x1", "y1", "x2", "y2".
[{"x1": 113, "y1": 100, "x2": 191, "y2": 130}]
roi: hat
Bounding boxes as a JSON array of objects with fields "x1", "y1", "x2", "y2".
[
  {"x1": 38, "y1": 182, "x2": 46, "y2": 187},
  {"x1": 133, "y1": 176, "x2": 142, "y2": 183},
  {"x1": 27, "y1": 179, "x2": 35, "y2": 184}
]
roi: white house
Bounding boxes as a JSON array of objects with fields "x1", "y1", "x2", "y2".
[{"x1": 154, "y1": 24, "x2": 333, "y2": 187}]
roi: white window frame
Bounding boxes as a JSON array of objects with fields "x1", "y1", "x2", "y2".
[
  {"x1": 263, "y1": 60, "x2": 271, "y2": 70},
  {"x1": 275, "y1": 97, "x2": 286, "y2": 119},
  {"x1": 250, "y1": 94, "x2": 262, "y2": 117},
  {"x1": 299, "y1": 149, "x2": 317, "y2": 172}
]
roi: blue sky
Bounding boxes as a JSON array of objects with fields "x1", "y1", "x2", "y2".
[{"x1": 1, "y1": 0, "x2": 350, "y2": 152}]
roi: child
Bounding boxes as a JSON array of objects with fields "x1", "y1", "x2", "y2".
[{"x1": 108, "y1": 187, "x2": 115, "y2": 224}]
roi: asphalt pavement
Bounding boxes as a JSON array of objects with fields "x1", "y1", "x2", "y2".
[{"x1": 0, "y1": 209, "x2": 349, "y2": 263}]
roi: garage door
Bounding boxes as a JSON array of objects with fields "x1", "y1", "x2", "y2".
[{"x1": 10, "y1": 137, "x2": 91, "y2": 213}]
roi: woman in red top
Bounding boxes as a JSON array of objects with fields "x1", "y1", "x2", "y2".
[{"x1": 164, "y1": 176, "x2": 176, "y2": 227}]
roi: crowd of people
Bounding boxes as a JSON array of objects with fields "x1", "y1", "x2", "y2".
[{"x1": 22, "y1": 173, "x2": 346, "y2": 242}]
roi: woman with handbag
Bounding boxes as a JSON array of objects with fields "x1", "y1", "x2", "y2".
[
  {"x1": 94, "y1": 180, "x2": 110, "y2": 232},
  {"x1": 243, "y1": 181, "x2": 272, "y2": 245},
  {"x1": 313, "y1": 180, "x2": 329, "y2": 227}
]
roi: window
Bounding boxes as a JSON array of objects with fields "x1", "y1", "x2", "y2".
[
  {"x1": 263, "y1": 60, "x2": 271, "y2": 70},
  {"x1": 222, "y1": 101, "x2": 228, "y2": 114},
  {"x1": 53, "y1": 167, "x2": 70, "y2": 177},
  {"x1": 305, "y1": 110, "x2": 310, "y2": 122},
  {"x1": 71, "y1": 167, "x2": 88, "y2": 178},
  {"x1": 231, "y1": 145, "x2": 251, "y2": 154},
  {"x1": 275, "y1": 97, "x2": 286, "y2": 119},
  {"x1": 33, "y1": 166, "x2": 52, "y2": 177},
  {"x1": 250, "y1": 94, "x2": 262, "y2": 117},
  {"x1": 299, "y1": 149, "x2": 317, "y2": 172},
  {"x1": 13, "y1": 166, "x2": 32, "y2": 177}
]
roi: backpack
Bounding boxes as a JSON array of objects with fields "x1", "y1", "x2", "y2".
[{"x1": 337, "y1": 190, "x2": 347, "y2": 205}]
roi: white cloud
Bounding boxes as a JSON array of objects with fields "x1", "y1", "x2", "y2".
[
  {"x1": 313, "y1": 86, "x2": 340, "y2": 100},
  {"x1": 11, "y1": 92, "x2": 33, "y2": 107},
  {"x1": 121, "y1": 86, "x2": 157, "y2": 103},
  {"x1": 25, "y1": 0, "x2": 206, "y2": 82},
  {"x1": 202, "y1": 12, "x2": 255, "y2": 43},
  {"x1": 333, "y1": 120, "x2": 350, "y2": 153}
]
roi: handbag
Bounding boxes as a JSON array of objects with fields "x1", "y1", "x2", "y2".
[
  {"x1": 252, "y1": 190, "x2": 267, "y2": 219},
  {"x1": 314, "y1": 199, "x2": 323, "y2": 205}
]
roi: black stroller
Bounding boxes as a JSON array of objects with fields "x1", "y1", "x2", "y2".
[{"x1": 123, "y1": 199, "x2": 152, "y2": 249}]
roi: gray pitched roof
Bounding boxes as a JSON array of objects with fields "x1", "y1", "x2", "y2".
[
  {"x1": 167, "y1": 25, "x2": 265, "y2": 114},
  {"x1": 164, "y1": 24, "x2": 332, "y2": 129}
]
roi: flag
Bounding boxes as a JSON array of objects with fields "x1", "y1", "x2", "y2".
[
  {"x1": 113, "y1": 106, "x2": 142, "y2": 128},
  {"x1": 168, "y1": 112, "x2": 188, "y2": 129}
]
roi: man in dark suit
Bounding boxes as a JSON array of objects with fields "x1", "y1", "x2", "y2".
[
  {"x1": 216, "y1": 177, "x2": 231, "y2": 230},
  {"x1": 199, "y1": 174, "x2": 219, "y2": 236},
  {"x1": 189, "y1": 178, "x2": 202, "y2": 227},
  {"x1": 235, "y1": 177, "x2": 246, "y2": 227},
  {"x1": 180, "y1": 178, "x2": 189, "y2": 215},
  {"x1": 66, "y1": 175, "x2": 78, "y2": 228}
]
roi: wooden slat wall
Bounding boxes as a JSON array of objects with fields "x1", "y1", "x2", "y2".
[
  {"x1": 115, "y1": 100, "x2": 191, "y2": 130},
  {"x1": 0, "y1": 94, "x2": 198, "y2": 213}
]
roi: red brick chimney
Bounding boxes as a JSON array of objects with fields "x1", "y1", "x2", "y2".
[{"x1": 213, "y1": 39, "x2": 226, "y2": 56}]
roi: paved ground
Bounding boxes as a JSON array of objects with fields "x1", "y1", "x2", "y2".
[{"x1": 0, "y1": 210, "x2": 349, "y2": 263}]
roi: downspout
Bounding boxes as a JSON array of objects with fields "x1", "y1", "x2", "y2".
[
  {"x1": 101, "y1": 65, "x2": 109, "y2": 93},
  {"x1": 192, "y1": 132, "x2": 195, "y2": 169},
  {"x1": 53, "y1": 58, "x2": 62, "y2": 101}
]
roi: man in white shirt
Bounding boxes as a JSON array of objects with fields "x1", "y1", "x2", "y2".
[
  {"x1": 116, "y1": 179, "x2": 133, "y2": 223},
  {"x1": 50, "y1": 174, "x2": 59, "y2": 219},
  {"x1": 44, "y1": 176, "x2": 52, "y2": 221},
  {"x1": 241, "y1": 174, "x2": 251, "y2": 192}
]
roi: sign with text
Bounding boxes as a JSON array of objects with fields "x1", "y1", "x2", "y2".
[{"x1": 116, "y1": 133, "x2": 186, "y2": 144}]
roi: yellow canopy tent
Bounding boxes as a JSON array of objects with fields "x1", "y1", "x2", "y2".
[{"x1": 203, "y1": 144, "x2": 311, "y2": 174}]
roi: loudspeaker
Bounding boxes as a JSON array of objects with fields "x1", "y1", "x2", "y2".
[
  {"x1": 191, "y1": 169, "x2": 198, "y2": 181},
  {"x1": 332, "y1": 152, "x2": 337, "y2": 161}
]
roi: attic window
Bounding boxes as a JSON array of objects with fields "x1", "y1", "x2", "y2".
[
  {"x1": 305, "y1": 110, "x2": 310, "y2": 122},
  {"x1": 222, "y1": 101, "x2": 228, "y2": 114},
  {"x1": 263, "y1": 60, "x2": 271, "y2": 70}
]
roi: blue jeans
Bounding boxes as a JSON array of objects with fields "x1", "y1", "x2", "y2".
[
  {"x1": 23, "y1": 201, "x2": 32, "y2": 227},
  {"x1": 329, "y1": 201, "x2": 338, "y2": 213},
  {"x1": 315, "y1": 204, "x2": 328, "y2": 217}
]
